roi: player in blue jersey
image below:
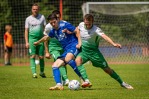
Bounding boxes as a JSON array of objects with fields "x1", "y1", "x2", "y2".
[
  {"x1": 44, "y1": 10, "x2": 70, "y2": 86},
  {"x1": 34, "y1": 13, "x2": 82, "y2": 90}
]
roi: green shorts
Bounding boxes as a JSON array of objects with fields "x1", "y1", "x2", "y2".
[
  {"x1": 29, "y1": 39, "x2": 44, "y2": 56},
  {"x1": 77, "y1": 49, "x2": 109, "y2": 69},
  {"x1": 50, "y1": 50, "x2": 64, "y2": 61}
]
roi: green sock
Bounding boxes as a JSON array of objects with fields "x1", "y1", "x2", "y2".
[
  {"x1": 30, "y1": 58, "x2": 36, "y2": 74},
  {"x1": 39, "y1": 59, "x2": 45, "y2": 73},
  {"x1": 59, "y1": 66, "x2": 68, "y2": 81},
  {"x1": 77, "y1": 65, "x2": 88, "y2": 80},
  {"x1": 110, "y1": 70, "x2": 123, "y2": 84}
]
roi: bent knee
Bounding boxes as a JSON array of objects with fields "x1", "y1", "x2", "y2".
[
  {"x1": 52, "y1": 59, "x2": 64, "y2": 67},
  {"x1": 39, "y1": 56, "x2": 44, "y2": 59},
  {"x1": 30, "y1": 55, "x2": 36, "y2": 58},
  {"x1": 75, "y1": 57, "x2": 82, "y2": 66}
]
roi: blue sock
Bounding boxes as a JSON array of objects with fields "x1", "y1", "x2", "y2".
[
  {"x1": 52, "y1": 67, "x2": 61, "y2": 84},
  {"x1": 67, "y1": 60, "x2": 82, "y2": 77}
]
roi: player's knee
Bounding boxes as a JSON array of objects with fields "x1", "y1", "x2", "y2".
[
  {"x1": 39, "y1": 56, "x2": 44, "y2": 59},
  {"x1": 64, "y1": 58, "x2": 72, "y2": 63},
  {"x1": 75, "y1": 57, "x2": 82, "y2": 66},
  {"x1": 30, "y1": 55, "x2": 36, "y2": 58},
  {"x1": 65, "y1": 53, "x2": 74, "y2": 62},
  {"x1": 52, "y1": 59, "x2": 64, "y2": 67}
]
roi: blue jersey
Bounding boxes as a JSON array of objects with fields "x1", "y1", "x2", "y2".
[{"x1": 48, "y1": 21, "x2": 78, "y2": 50}]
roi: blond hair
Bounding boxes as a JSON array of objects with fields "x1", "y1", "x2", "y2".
[
  {"x1": 32, "y1": 3, "x2": 39, "y2": 8},
  {"x1": 5, "y1": 25, "x2": 12, "y2": 31}
]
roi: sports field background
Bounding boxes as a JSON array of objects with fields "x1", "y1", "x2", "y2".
[
  {"x1": 0, "y1": 0, "x2": 149, "y2": 99},
  {"x1": 0, "y1": 64, "x2": 148, "y2": 99},
  {"x1": 0, "y1": 0, "x2": 149, "y2": 65}
]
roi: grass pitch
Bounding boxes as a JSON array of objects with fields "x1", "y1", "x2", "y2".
[{"x1": 0, "y1": 64, "x2": 149, "y2": 99}]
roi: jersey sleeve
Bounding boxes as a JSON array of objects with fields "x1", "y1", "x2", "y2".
[
  {"x1": 4, "y1": 34, "x2": 7, "y2": 41},
  {"x1": 25, "y1": 18, "x2": 29, "y2": 29},
  {"x1": 42, "y1": 15, "x2": 46, "y2": 26},
  {"x1": 48, "y1": 30, "x2": 54, "y2": 38},
  {"x1": 65, "y1": 22, "x2": 76, "y2": 32},
  {"x1": 96, "y1": 27, "x2": 104, "y2": 36},
  {"x1": 43, "y1": 24, "x2": 52, "y2": 36},
  {"x1": 78, "y1": 22, "x2": 82, "y2": 30}
]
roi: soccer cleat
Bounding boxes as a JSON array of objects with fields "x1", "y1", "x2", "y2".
[
  {"x1": 81, "y1": 81, "x2": 92, "y2": 88},
  {"x1": 49, "y1": 85, "x2": 64, "y2": 90},
  {"x1": 62, "y1": 79, "x2": 69, "y2": 86},
  {"x1": 33, "y1": 73, "x2": 37, "y2": 78},
  {"x1": 121, "y1": 82, "x2": 134, "y2": 89},
  {"x1": 39, "y1": 73, "x2": 46, "y2": 78}
]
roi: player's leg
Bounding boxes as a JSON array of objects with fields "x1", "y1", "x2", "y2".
[
  {"x1": 30, "y1": 55, "x2": 37, "y2": 78},
  {"x1": 91, "y1": 50, "x2": 133, "y2": 89},
  {"x1": 4, "y1": 47, "x2": 9, "y2": 65},
  {"x1": 51, "y1": 50, "x2": 69, "y2": 85},
  {"x1": 49, "y1": 59, "x2": 64, "y2": 90},
  {"x1": 60, "y1": 66, "x2": 69, "y2": 85},
  {"x1": 63, "y1": 45, "x2": 83, "y2": 78},
  {"x1": 103, "y1": 66, "x2": 133, "y2": 89},
  {"x1": 38, "y1": 43, "x2": 46, "y2": 78},
  {"x1": 6, "y1": 47, "x2": 12, "y2": 65},
  {"x1": 29, "y1": 40, "x2": 37, "y2": 78},
  {"x1": 65, "y1": 53, "x2": 82, "y2": 77},
  {"x1": 76, "y1": 53, "x2": 92, "y2": 88}
]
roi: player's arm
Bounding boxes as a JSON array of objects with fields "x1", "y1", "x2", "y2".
[
  {"x1": 3, "y1": 34, "x2": 7, "y2": 50},
  {"x1": 74, "y1": 27, "x2": 82, "y2": 49},
  {"x1": 43, "y1": 27, "x2": 51, "y2": 59},
  {"x1": 25, "y1": 28, "x2": 29, "y2": 48},
  {"x1": 34, "y1": 35, "x2": 50, "y2": 46},
  {"x1": 44, "y1": 38, "x2": 51, "y2": 59},
  {"x1": 62, "y1": 29, "x2": 72, "y2": 34},
  {"x1": 64, "y1": 22, "x2": 81, "y2": 49},
  {"x1": 43, "y1": 17, "x2": 50, "y2": 57},
  {"x1": 101, "y1": 34, "x2": 121, "y2": 49},
  {"x1": 25, "y1": 18, "x2": 30, "y2": 49}
]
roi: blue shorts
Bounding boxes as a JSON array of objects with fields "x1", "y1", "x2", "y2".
[{"x1": 58, "y1": 43, "x2": 80, "y2": 59}]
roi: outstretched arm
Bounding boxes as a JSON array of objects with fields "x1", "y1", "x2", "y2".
[
  {"x1": 34, "y1": 35, "x2": 50, "y2": 46},
  {"x1": 101, "y1": 34, "x2": 121, "y2": 49}
]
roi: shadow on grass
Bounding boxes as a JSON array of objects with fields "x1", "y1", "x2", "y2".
[{"x1": 79, "y1": 87, "x2": 121, "y2": 91}]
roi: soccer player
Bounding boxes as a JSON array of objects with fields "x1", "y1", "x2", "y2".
[
  {"x1": 4, "y1": 25, "x2": 13, "y2": 66},
  {"x1": 25, "y1": 3, "x2": 46, "y2": 78},
  {"x1": 44, "y1": 10, "x2": 70, "y2": 86},
  {"x1": 76, "y1": 14, "x2": 134, "y2": 89},
  {"x1": 44, "y1": 10, "x2": 91, "y2": 87},
  {"x1": 34, "y1": 13, "x2": 82, "y2": 90}
]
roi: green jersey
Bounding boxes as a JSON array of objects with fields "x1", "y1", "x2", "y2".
[
  {"x1": 78, "y1": 22, "x2": 104, "y2": 51},
  {"x1": 78, "y1": 22, "x2": 108, "y2": 68},
  {"x1": 25, "y1": 14, "x2": 46, "y2": 39}
]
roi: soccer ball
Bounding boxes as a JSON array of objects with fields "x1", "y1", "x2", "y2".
[
  {"x1": 68, "y1": 80, "x2": 80, "y2": 90},
  {"x1": 35, "y1": 60, "x2": 39, "y2": 65}
]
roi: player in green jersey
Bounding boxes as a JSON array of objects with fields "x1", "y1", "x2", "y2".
[
  {"x1": 76, "y1": 14, "x2": 133, "y2": 89},
  {"x1": 25, "y1": 3, "x2": 46, "y2": 78}
]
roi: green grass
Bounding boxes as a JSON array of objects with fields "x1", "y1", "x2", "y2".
[{"x1": 0, "y1": 64, "x2": 149, "y2": 99}]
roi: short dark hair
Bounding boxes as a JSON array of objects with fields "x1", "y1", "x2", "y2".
[
  {"x1": 47, "y1": 13, "x2": 58, "y2": 21},
  {"x1": 84, "y1": 14, "x2": 94, "y2": 22},
  {"x1": 52, "y1": 10, "x2": 61, "y2": 15}
]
